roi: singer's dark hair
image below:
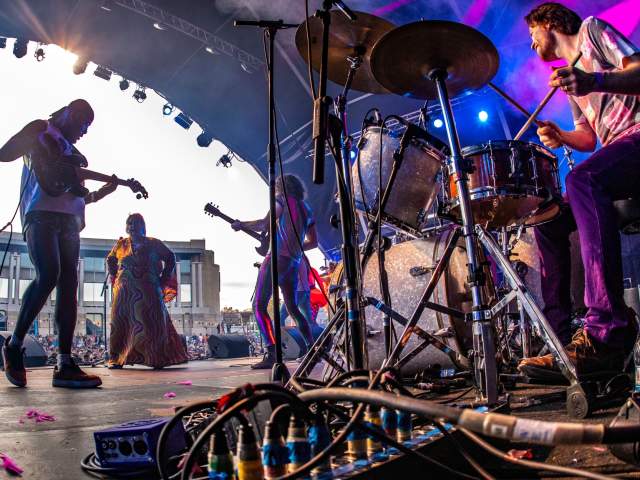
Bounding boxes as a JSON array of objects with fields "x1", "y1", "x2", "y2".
[
  {"x1": 50, "y1": 99, "x2": 94, "y2": 123},
  {"x1": 126, "y1": 213, "x2": 146, "y2": 228},
  {"x1": 278, "y1": 174, "x2": 306, "y2": 200},
  {"x1": 525, "y1": 3, "x2": 582, "y2": 35}
]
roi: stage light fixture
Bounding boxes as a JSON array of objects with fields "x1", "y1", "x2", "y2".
[
  {"x1": 119, "y1": 78, "x2": 130, "y2": 91},
  {"x1": 174, "y1": 113, "x2": 193, "y2": 129},
  {"x1": 162, "y1": 103, "x2": 174, "y2": 116},
  {"x1": 197, "y1": 131, "x2": 213, "y2": 147},
  {"x1": 94, "y1": 65, "x2": 112, "y2": 81},
  {"x1": 153, "y1": 22, "x2": 166, "y2": 31},
  {"x1": 433, "y1": 118, "x2": 443, "y2": 128},
  {"x1": 34, "y1": 45, "x2": 45, "y2": 62},
  {"x1": 0, "y1": 38, "x2": 7, "y2": 49},
  {"x1": 133, "y1": 86, "x2": 147, "y2": 103},
  {"x1": 349, "y1": 149, "x2": 357, "y2": 160},
  {"x1": 478, "y1": 110, "x2": 489, "y2": 122},
  {"x1": 73, "y1": 57, "x2": 89, "y2": 75},
  {"x1": 216, "y1": 153, "x2": 233, "y2": 168},
  {"x1": 205, "y1": 46, "x2": 219, "y2": 55},
  {"x1": 13, "y1": 38, "x2": 28, "y2": 59}
]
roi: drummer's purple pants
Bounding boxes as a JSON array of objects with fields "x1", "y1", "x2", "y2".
[{"x1": 534, "y1": 131, "x2": 640, "y2": 348}]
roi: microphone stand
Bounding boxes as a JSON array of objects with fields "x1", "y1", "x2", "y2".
[{"x1": 235, "y1": 18, "x2": 296, "y2": 383}]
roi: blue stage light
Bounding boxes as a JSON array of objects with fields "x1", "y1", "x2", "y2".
[
  {"x1": 350, "y1": 149, "x2": 357, "y2": 160},
  {"x1": 478, "y1": 110, "x2": 489, "y2": 122},
  {"x1": 433, "y1": 118, "x2": 443, "y2": 128}
]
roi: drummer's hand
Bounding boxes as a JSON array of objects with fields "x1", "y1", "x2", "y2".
[
  {"x1": 549, "y1": 66, "x2": 595, "y2": 97},
  {"x1": 537, "y1": 120, "x2": 564, "y2": 149}
]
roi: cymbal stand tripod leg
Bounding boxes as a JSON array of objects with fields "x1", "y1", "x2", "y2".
[{"x1": 429, "y1": 68, "x2": 499, "y2": 404}]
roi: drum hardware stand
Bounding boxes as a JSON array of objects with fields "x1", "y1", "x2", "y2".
[
  {"x1": 563, "y1": 146, "x2": 576, "y2": 170},
  {"x1": 311, "y1": 0, "x2": 366, "y2": 372},
  {"x1": 474, "y1": 225, "x2": 598, "y2": 418},
  {"x1": 426, "y1": 67, "x2": 499, "y2": 404},
  {"x1": 234, "y1": 18, "x2": 298, "y2": 383}
]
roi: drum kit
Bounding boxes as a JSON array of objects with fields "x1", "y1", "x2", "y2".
[{"x1": 289, "y1": 8, "x2": 591, "y2": 413}]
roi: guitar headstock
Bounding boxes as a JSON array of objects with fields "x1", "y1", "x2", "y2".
[
  {"x1": 126, "y1": 178, "x2": 149, "y2": 199},
  {"x1": 204, "y1": 203, "x2": 221, "y2": 217}
]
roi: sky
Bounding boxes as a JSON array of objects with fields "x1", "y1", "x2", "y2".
[{"x1": 0, "y1": 41, "x2": 324, "y2": 309}]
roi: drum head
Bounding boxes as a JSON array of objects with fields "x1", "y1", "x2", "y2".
[{"x1": 361, "y1": 228, "x2": 495, "y2": 375}]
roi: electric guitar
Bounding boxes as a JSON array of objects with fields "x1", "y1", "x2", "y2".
[
  {"x1": 31, "y1": 135, "x2": 148, "y2": 199},
  {"x1": 204, "y1": 203, "x2": 268, "y2": 256}
]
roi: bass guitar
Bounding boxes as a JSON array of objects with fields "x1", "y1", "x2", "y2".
[{"x1": 204, "y1": 203, "x2": 268, "y2": 256}]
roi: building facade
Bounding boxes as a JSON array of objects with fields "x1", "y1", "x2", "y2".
[{"x1": 0, "y1": 232, "x2": 221, "y2": 337}]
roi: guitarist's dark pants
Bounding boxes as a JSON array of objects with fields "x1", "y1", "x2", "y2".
[{"x1": 13, "y1": 211, "x2": 80, "y2": 355}]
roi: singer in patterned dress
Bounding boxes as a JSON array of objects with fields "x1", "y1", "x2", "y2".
[{"x1": 106, "y1": 214, "x2": 188, "y2": 369}]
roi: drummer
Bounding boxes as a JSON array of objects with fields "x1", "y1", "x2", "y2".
[{"x1": 518, "y1": 3, "x2": 640, "y2": 379}]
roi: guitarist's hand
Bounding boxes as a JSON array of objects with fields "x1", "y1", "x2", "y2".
[
  {"x1": 99, "y1": 176, "x2": 118, "y2": 195},
  {"x1": 231, "y1": 221, "x2": 244, "y2": 231}
]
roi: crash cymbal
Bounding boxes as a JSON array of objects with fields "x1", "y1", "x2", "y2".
[
  {"x1": 295, "y1": 11, "x2": 396, "y2": 94},
  {"x1": 370, "y1": 20, "x2": 499, "y2": 99}
]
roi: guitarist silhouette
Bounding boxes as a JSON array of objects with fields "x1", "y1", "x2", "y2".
[{"x1": 0, "y1": 99, "x2": 117, "y2": 389}]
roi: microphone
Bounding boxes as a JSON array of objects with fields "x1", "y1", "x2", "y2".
[{"x1": 234, "y1": 20, "x2": 298, "y2": 29}]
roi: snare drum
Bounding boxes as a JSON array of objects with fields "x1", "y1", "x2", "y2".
[
  {"x1": 352, "y1": 126, "x2": 446, "y2": 234},
  {"x1": 446, "y1": 140, "x2": 561, "y2": 228}
]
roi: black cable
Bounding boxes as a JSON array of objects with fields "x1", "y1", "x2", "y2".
[
  {"x1": 432, "y1": 420, "x2": 494, "y2": 480},
  {"x1": 0, "y1": 165, "x2": 32, "y2": 286},
  {"x1": 81, "y1": 452, "x2": 155, "y2": 479},
  {"x1": 459, "y1": 429, "x2": 614, "y2": 480},
  {"x1": 304, "y1": 0, "x2": 317, "y2": 100},
  {"x1": 263, "y1": 32, "x2": 335, "y2": 319}
]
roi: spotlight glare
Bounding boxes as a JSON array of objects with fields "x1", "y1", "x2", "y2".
[
  {"x1": 132, "y1": 86, "x2": 147, "y2": 103},
  {"x1": 433, "y1": 118, "x2": 443, "y2": 128},
  {"x1": 13, "y1": 38, "x2": 28, "y2": 59},
  {"x1": 162, "y1": 103, "x2": 174, "y2": 116},
  {"x1": 197, "y1": 131, "x2": 213, "y2": 147},
  {"x1": 349, "y1": 149, "x2": 357, "y2": 160},
  {"x1": 174, "y1": 112, "x2": 193, "y2": 129},
  {"x1": 153, "y1": 22, "x2": 166, "y2": 31},
  {"x1": 119, "y1": 78, "x2": 130, "y2": 91},
  {"x1": 73, "y1": 57, "x2": 89, "y2": 75},
  {"x1": 205, "y1": 46, "x2": 219, "y2": 55},
  {"x1": 478, "y1": 110, "x2": 489, "y2": 122},
  {"x1": 93, "y1": 65, "x2": 112, "y2": 81}
]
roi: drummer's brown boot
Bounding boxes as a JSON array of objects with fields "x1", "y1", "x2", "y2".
[{"x1": 518, "y1": 329, "x2": 624, "y2": 380}]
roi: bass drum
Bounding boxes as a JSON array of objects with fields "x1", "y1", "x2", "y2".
[{"x1": 362, "y1": 228, "x2": 496, "y2": 375}]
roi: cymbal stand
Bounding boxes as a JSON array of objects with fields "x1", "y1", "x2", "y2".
[{"x1": 427, "y1": 68, "x2": 498, "y2": 404}]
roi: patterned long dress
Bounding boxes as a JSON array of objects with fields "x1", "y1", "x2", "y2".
[{"x1": 107, "y1": 237, "x2": 188, "y2": 368}]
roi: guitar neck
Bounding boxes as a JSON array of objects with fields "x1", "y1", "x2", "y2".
[
  {"x1": 210, "y1": 210, "x2": 263, "y2": 241},
  {"x1": 78, "y1": 168, "x2": 126, "y2": 185}
]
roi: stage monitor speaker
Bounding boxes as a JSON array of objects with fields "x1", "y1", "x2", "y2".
[
  {"x1": 207, "y1": 335, "x2": 250, "y2": 359},
  {"x1": 281, "y1": 325, "x2": 324, "y2": 360},
  {"x1": 0, "y1": 332, "x2": 47, "y2": 367}
]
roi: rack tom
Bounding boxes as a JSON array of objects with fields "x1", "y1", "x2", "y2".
[
  {"x1": 445, "y1": 140, "x2": 561, "y2": 228},
  {"x1": 353, "y1": 126, "x2": 446, "y2": 234}
]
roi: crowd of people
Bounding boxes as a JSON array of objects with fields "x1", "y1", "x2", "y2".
[{"x1": 33, "y1": 333, "x2": 217, "y2": 366}]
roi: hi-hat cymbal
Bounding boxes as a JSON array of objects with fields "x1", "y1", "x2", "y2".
[
  {"x1": 370, "y1": 20, "x2": 499, "y2": 99},
  {"x1": 295, "y1": 11, "x2": 396, "y2": 94}
]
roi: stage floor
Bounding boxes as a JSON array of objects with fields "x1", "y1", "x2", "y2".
[{"x1": 0, "y1": 359, "x2": 638, "y2": 479}]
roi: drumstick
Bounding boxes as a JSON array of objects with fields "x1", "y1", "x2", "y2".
[
  {"x1": 488, "y1": 82, "x2": 542, "y2": 127},
  {"x1": 513, "y1": 51, "x2": 583, "y2": 141}
]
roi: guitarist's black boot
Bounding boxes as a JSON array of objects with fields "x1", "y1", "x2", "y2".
[{"x1": 251, "y1": 345, "x2": 276, "y2": 370}]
